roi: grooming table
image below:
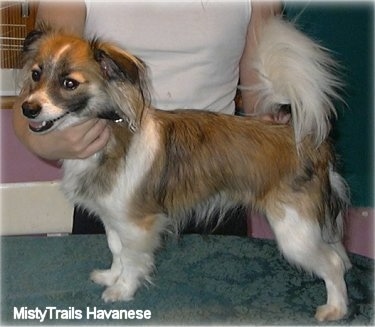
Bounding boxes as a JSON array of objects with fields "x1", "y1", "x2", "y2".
[{"x1": 1, "y1": 234, "x2": 373, "y2": 325}]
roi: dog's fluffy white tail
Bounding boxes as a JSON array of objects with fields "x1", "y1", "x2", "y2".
[{"x1": 240, "y1": 17, "x2": 342, "y2": 147}]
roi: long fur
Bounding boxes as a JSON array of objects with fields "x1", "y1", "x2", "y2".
[
  {"x1": 19, "y1": 17, "x2": 351, "y2": 321},
  {"x1": 239, "y1": 18, "x2": 343, "y2": 147}
]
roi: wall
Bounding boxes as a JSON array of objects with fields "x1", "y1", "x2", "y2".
[
  {"x1": 1, "y1": 108, "x2": 71, "y2": 235},
  {"x1": 1, "y1": 109, "x2": 62, "y2": 184}
]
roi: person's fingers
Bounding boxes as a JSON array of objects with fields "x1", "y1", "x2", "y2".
[
  {"x1": 77, "y1": 122, "x2": 111, "y2": 159},
  {"x1": 259, "y1": 112, "x2": 291, "y2": 124},
  {"x1": 50, "y1": 119, "x2": 110, "y2": 159}
]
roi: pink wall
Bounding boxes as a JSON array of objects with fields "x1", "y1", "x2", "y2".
[{"x1": 1, "y1": 109, "x2": 62, "y2": 183}]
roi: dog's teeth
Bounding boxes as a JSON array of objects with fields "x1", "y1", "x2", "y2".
[{"x1": 28, "y1": 112, "x2": 70, "y2": 133}]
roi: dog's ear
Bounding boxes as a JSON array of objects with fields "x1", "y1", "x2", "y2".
[
  {"x1": 22, "y1": 22, "x2": 52, "y2": 53},
  {"x1": 23, "y1": 29, "x2": 44, "y2": 52},
  {"x1": 92, "y1": 41, "x2": 144, "y2": 85},
  {"x1": 91, "y1": 40, "x2": 150, "y2": 132},
  {"x1": 22, "y1": 28, "x2": 45, "y2": 67}
]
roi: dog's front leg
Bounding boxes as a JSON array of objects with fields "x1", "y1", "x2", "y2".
[
  {"x1": 101, "y1": 250, "x2": 154, "y2": 302},
  {"x1": 90, "y1": 228, "x2": 122, "y2": 287},
  {"x1": 92, "y1": 215, "x2": 165, "y2": 302}
]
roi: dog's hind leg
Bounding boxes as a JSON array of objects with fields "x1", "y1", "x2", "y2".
[{"x1": 265, "y1": 204, "x2": 349, "y2": 321}]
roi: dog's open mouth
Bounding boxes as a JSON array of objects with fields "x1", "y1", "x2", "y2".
[{"x1": 28, "y1": 112, "x2": 70, "y2": 133}]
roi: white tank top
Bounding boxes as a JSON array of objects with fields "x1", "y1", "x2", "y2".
[{"x1": 85, "y1": 1, "x2": 251, "y2": 114}]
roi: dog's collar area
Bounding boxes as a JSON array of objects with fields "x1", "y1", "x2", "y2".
[
  {"x1": 97, "y1": 111, "x2": 124, "y2": 124},
  {"x1": 115, "y1": 118, "x2": 124, "y2": 123},
  {"x1": 97, "y1": 111, "x2": 138, "y2": 133}
]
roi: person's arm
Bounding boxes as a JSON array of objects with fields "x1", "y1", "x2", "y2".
[
  {"x1": 239, "y1": 1, "x2": 284, "y2": 117},
  {"x1": 13, "y1": 1, "x2": 110, "y2": 160},
  {"x1": 36, "y1": 0, "x2": 86, "y2": 35}
]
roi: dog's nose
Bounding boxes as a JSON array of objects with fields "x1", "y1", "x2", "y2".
[{"x1": 22, "y1": 101, "x2": 42, "y2": 119}]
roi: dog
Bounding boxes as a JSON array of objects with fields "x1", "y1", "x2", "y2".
[{"x1": 19, "y1": 17, "x2": 351, "y2": 321}]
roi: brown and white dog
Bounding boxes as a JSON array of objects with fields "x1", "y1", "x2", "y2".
[{"x1": 19, "y1": 17, "x2": 351, "y2": 321}]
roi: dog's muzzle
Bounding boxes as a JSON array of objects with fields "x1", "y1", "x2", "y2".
[{"x1": 22, "y1": 100, "x2": 70, "y2": 133}]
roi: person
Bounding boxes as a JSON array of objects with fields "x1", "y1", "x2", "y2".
[{"x1": 13, "y1": 0, "x2": 285, "y2": 234}]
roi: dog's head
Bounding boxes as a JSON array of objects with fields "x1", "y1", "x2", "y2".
[{"x1": 20, "y1": 25, "x2": 149, "y2": 133}]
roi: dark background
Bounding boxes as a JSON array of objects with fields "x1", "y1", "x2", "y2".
[{"x1": 285, "y1": 1, "x2": 374, "y2": 207}]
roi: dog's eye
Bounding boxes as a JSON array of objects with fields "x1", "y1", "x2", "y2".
[
  {"x1": 31, "y1": 70, "x2": 41, "y2": 82},
  {"x1": 62, "y1": 78, "x2": 79, "y2": 90}
]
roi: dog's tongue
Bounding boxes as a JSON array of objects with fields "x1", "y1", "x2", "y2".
[{"x1": 28, "y1": 120, "x2": 54, "y2": 133}]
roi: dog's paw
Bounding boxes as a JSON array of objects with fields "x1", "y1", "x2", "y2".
[
  {"x1": 90, "y1": 269, "x2": 119, "y2": 287},
  {"x1": 101, "y1": 283, "x2": 135, "y2": 303},
  {"x1": 315, "y1": 304, "x2": 347, "y2": 321}
]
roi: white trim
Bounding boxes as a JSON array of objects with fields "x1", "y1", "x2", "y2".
[
  {"x1": 0, "y1": 181, "x2": 73, "y2": 235},
  {"x1": 0, "y1": 69, "x2": 21, "y2": 96}
]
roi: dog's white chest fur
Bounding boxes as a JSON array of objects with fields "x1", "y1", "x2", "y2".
[{"x1": 60, "y1": 118, "x2": 160, "y2": 222}]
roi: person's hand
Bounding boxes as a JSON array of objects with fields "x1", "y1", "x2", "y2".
[
  {"x1": 13, "y1": 103, "x2": 110, "y2": 161},
  {"x1": 30, "y1": 119, "x2": 111, "y2": 160},
  {"x1": 259, "y1": 110, "x2": 291, "y2": 124}
]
